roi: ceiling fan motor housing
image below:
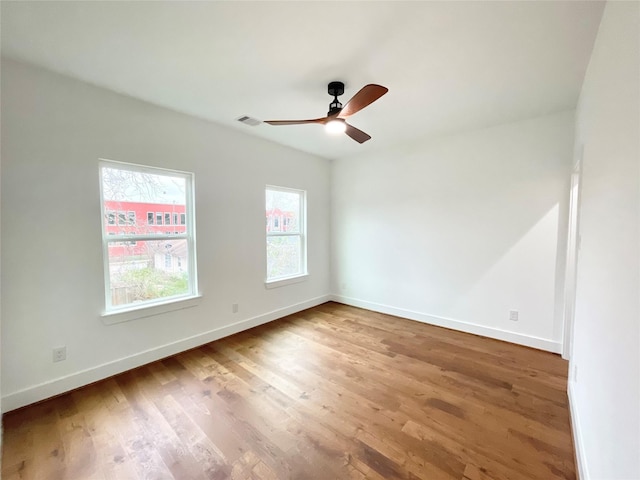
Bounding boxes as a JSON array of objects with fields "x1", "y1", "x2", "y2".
[{"x1": 327, "y1": 81, "x2": 345, "y2": 115}]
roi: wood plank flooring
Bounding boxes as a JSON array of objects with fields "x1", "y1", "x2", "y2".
[{"x1": 2, "y1": 302, "x2": 575, "y2": 479}]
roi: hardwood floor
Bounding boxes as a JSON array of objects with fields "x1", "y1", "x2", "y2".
[{"x1": 2, "y1": 302, "x2": 575, "y2": 479}]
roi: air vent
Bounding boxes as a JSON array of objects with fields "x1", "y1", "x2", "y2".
[{"x1": 236, "y1": 115, "x2": 262, "y2": 126}]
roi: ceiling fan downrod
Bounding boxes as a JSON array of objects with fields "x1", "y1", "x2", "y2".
[{"x1": 327, "y1": 81, "x2": 344, "y2": 116}]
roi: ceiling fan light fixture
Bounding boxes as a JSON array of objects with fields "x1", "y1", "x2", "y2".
[{"x1": 325, "y1": 119, "x2": 346, "y2": 135}]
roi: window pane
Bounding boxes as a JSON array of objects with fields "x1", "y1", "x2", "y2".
[
  {"x1": 107, "y1": 239, "x2": 189, "y2": 307},
  {"x1": 102, "y1": 168, "x2": 187, "y2": 233},
  {"x1": 267, "y1": 236, "x2": 301, "y2": 279},
  {"x1": 266, "y1": 189, "x2": 300, "y2": 233},
  {"x1": 102, "y1": 167, "x2": 186, "y2": 205}
]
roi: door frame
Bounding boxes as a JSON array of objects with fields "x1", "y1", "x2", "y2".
[{"x1": 562, "y1": 148, "x2": 583, "y2": 360}]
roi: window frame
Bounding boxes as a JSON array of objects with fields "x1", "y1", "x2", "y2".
[
  {"x1": 265, "y1": 185, "x2": 307, "y2": 287},
  {"x1": 99, "y1": 159, "x2": 198, "y2": 316}
]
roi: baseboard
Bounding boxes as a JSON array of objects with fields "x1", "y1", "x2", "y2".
[
  {"x1": 330, "y1": 295, "x2": 562, "y2": 353},
  {"x1": 2, "y1": 295, "x2": 331, "y2": 412},
  {"x1": 568, "y1": 380, "x2": 588, "y2": 480}
]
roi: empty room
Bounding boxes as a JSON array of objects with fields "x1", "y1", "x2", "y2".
[{"x1": 0, "y1": 1, "x2": 638, "y2": 479}]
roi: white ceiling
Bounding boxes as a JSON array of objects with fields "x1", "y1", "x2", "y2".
[{"x1": 1, "y1": 1, "x2": 604, "y2": 160}]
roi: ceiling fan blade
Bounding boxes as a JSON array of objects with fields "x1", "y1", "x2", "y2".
[
  {"x1": 338, "y1": 84, "x2": 388, "y2": 118},
  {"x1": 264, "y1": 117, "x2": 327, "y2": 126},
  {"x1": 344, "y1": 123, "x2": 371, "y2": 144}
]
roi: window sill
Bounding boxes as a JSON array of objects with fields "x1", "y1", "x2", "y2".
[
  {"x1": 101, "y1": 295, "x2": 202, "y2": 325},
  {"x1": 265, "y1": 273, "x2": 308, "y2": 289}
]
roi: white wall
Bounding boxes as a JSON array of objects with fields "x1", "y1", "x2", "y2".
[
  {"x1": 0, "y1": 59, "x2": 331, "y2": 411},
  {"x1": 569, "y1": 2, "x2": 640, "y2": 479},
  {"x1": 0, "y1": 48, "x2": 3, "y2": 464},
  {"x1": 332, "y1": 111, "x2": 574, "y2": 352}
]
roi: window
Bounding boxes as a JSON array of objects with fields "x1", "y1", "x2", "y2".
[
  {"x1": 165, "y1": 213, "x2": 171, "y2": 225},
  {"x1": 107, "y1": 211, "x2": 116, "y2": 225},
  {"x1": 265, "y1": 186, "x2": 306, "y2": 283},
  {"x1": 173, "y1": 213, "x2": 178, "y2": 225},
  {"x1": 100, "y1": 160, "x2": 197, "y2": 313},
  {"x1": 180, "y1": 213, "x2": 186, "y2": 225}
]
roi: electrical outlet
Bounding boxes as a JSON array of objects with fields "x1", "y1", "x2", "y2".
[
  {"x1": 232, "y1": 303, "x2": 239, "y2": 313},
  {"x1": 509, "y1": 310, "x2": 519, "y2": 321},
  {"x1": 53, "y1": 346, "x2": 66, "y2": 363}
]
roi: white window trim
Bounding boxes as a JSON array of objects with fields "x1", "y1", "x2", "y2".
[
  {"x1": 99, "y1": 159, "x2": 199, "y2": 318},
  {"x1": 265, "y1": 185, "x2": 307, "y2": 286},
  {"x1": 101, "y1": 294, "x2": 202, "y2": 325},
  {"x1": 265, "y1": 273, "x2": 309, "y2": 289}
]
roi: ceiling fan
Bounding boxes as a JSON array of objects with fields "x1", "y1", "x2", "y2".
[{"x1": 264, "y1": 81, "x2": 388, "y2": 144}]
